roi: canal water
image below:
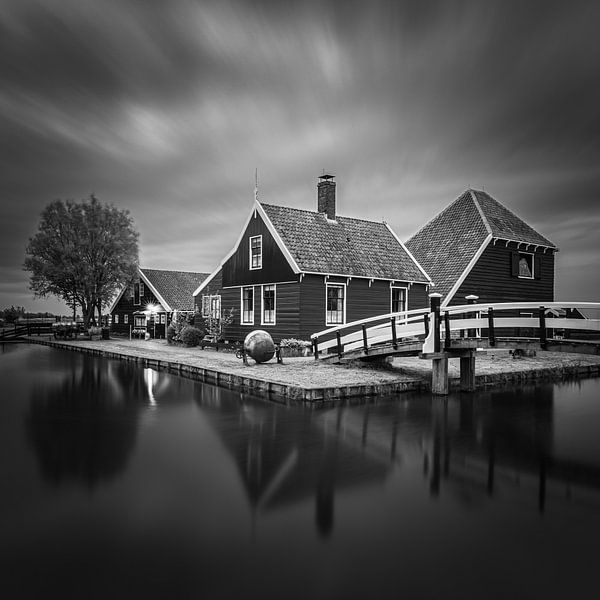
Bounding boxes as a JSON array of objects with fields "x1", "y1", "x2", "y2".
[{"x1": 2, "y1": 343, "x2": 600, "y2": 599}]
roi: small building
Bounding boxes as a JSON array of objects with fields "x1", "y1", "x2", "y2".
[
  {"x1": 405, "y1": 189, "x2": 558, "y2": 307},
  {"x1": 193, "y1": 175, "x2": 431, "y2": 343},
  {"x1": 109, "y1": 268, "x2": 209, "y2": 338}
]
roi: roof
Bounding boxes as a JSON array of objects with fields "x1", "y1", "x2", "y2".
[
  {"x1": 260, "y1": 202, "x2": 429, "y2": 282},
  {"x1": 141, "y1": 268, "x2": 209, "y2": 311},
  {"x1": 405, "y1": 189, "x2": 557, "y2": 303}
]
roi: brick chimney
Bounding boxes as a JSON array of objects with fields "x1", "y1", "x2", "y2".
[{"x1": 317, "y1": 174, "x2": 336, "y2": 220}]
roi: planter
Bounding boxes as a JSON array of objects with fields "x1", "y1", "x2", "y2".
[{"x1": 279, "y1": 346, "x2": 312, "y2": 358}]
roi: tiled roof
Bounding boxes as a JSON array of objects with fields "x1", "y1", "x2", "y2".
[
  {"x1": 405, "y1": 189, "x2": 556, "y2": 301},
  {"x1": 141, "y1": 268, "x2": 209, "y2": 311},
  {"x1": 260, "y1": 203, "x2": 428, "y2": 282}
]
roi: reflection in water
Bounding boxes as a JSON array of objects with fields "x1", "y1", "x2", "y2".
[{"x1": 26, "y1": 354, "x2": 171, "y2": 488}]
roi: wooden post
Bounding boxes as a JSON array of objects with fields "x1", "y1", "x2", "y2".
[
  {"x1": 444, "y1": 312, "x2": 451, "y2": 350},
  {"x1": 423, "y1": 313, "x2": 429, "y2": 338},
  {"x1": 313, "y1": 337, "x2": 319, "y2": 360},
  {"x1": 539, "y1": 306, "x2": 547, "y2": 349},
  {"x1": 488, "y1": 308, "x2": 495, "y2": 347},
  {"x1": 336, "y1": 331, "x2": 343, "y2": 358},
  {"x1": 466, "y1": 295, "x2": 478, "y2": 338},
  {"x1": 362, "y1": 324, "x2": 369, "y2": 354},
  {"x1": 390, "y1": 317, "x2": 398, "y2": 349},
  {"x1": 432, "y1": 356, "x2": 449, "y2": 395},
  {"x1": 460, "y1": 351, "x2": 476, "y2": 392},
  {"x1": 429, "y1": 293, "x2": 442, "y2": 354}
]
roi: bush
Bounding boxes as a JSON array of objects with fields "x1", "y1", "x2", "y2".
[
  {"x1": 279, "y1": 338, "x2": 312, "y2": 349},
  {"x1": 166, "y1": 324, "x2": 176, "y2": 344},
  {"x1": 180, "y1": 325, "x2": 203, "y2": 347}
]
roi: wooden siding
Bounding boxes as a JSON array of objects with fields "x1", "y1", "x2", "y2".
[
  {"x1": 451, "y1": 242, "x2": 555, "y2": 306},
  {"x1": 222, "y1": 209, "x2": 296, "y2": 287}
]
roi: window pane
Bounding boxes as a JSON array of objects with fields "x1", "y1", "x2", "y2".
[
  {"x1": 263, "y1": 285, "x2": 275, "y2": 324},
  {"x1": 242, "y1": 287, "x2": 254, "y2": 323},
  {"x1": 326, "y1": 285, "x2": 344, "y2": 324},
  {"x1": 250, "y1": 236, "x2": 262, "y2": 269},
  {"x1": 391, "y1": 288, "x2": 406, "y2": 313},
  {"x1": 518, "y1": 254, "x2": 533, "y2": 278}
]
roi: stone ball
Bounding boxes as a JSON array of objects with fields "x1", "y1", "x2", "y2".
[{"x1": 244, "y1": 330, "x2": 275, "y2": 364}]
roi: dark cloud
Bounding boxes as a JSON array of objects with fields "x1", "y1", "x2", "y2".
[{"x1": 1, "y1": 0, "x2": 599, "y2": 311}]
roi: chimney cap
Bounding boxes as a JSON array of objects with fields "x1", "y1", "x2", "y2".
[{"x1": 318, "y1": 173, "x2": 335, "y2": 181}]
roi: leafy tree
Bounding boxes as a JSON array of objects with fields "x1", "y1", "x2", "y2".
[
  {"x1": 1, "y1": 305, "x2": 26, "y2": 323},
  {"x1": 24, "y1": 195, "x2": 139, "y2": 328}
]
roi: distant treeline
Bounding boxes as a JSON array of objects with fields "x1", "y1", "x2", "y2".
[{"x1": 0, "y1": 305, "x2": 71, "y2": 325}]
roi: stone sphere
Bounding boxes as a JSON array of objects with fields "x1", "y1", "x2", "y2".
[{"x1": 244, "y1": 330, "x2": 276, "y2": 364}]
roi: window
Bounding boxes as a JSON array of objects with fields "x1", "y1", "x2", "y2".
[
  {"x1": 391, "y1": 287, "x2": 407, "y2": 313},
  {"x1": 511, "y1": 252, "x2": 539, "y2": 279},
  {"x1": 124, "y1": 314, "x2": 129, "y2": 324},
  {"x1": 326, "y1": 283, "x2": 346, "y2": 325},
  {"x1": 262, "y1": 285, "x2": 276, "y2": 325},
  {"x1": 134, "y1": 314, "x2": 146, "y2": 328},
  {"x1": 250, "y1": 235, "x2": 262, "y2": 270},
  {"x1": 133, "y1": 282, "x2": 140, "y2": 305},
  {"x1": 241, "y1": 286, "x2": 254, "y2": 324},
  {"x1": 201, "y1": 294, "x2": 221, "y2": 319},
  {"x1": 160, "y1": 314, "x2": 166, "y2": 324},
  {"x1": 139, "y1": 281, "x2": 145, "y2": 298},
  {"x1": 114, "y1": 314, "x2": 119, "y2": 324}
]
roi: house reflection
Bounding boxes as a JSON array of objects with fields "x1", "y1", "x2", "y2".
[
  {"x1": 195, "y1": 386, "x2": 392, "y2": 538},
  {"x1": 26, "y1": 354, "x2": 171, "y2": 489}
]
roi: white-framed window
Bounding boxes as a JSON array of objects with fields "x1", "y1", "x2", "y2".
[
  {"x1": 134, "y1": 314, "x2": 146, "y2": 328},
  {"x1": 249, "y1": 235, "x2": 262, "y2": 270},
  {"x1": 201, "y1": 294, "x2": 221, "y2": 319},
  {"x1": 262, "y1": 285, "x2": 276, "y2": 325},
  {"x1": 518, "y1": 252, "x2": 533, "y2": 279},
  {"x1": 160, "y1": 314, "x2": 166, "y2": 324},
  {"x1": 124, "y1": 314, "x2": 129, "y2": 324},
  {"x1": 241, "y1": 286, "x2": 254, "y2": 324},
  {"x1": 139, "y1": 281, "x2": 145, "y2": 297},
  {"x1": 326, "y1": 283, "x2": 346, "y2": 326},
  {"x1": 390, "y1": 286, "x2": 407, "y2": 313},
  {"x1": 114, "y1": 314, "x2": 119, "y2": 324},
  {"x1": 133, "y1": 282, "x2": 141, "y2": 305}
]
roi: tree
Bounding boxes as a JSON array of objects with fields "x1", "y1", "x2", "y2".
[{"x1": 24, "y1": 196, "x2": 139, "y2": 328}]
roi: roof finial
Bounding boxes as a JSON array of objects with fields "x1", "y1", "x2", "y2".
[{"x1": 254, "y1": 168, "x2": 259, "y2": 203}]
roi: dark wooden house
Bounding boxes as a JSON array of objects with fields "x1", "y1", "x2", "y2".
[
  {"x1": 193, "y1": 175, "x2": 431, "y2": 343},
  {"x1": 405, "y1": 189, "x2": 558, "y2": 308},
  {"x1": 110, "y1": 268, "x2": 208, "y2": 338}
]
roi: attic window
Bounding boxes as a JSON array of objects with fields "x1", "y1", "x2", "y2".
[
  {"x1": 511, "y1": 252, "x2": 540, "y2": 280},
  {"x1": 250, "y1": 235, "x2": 262, "y2": 270}
]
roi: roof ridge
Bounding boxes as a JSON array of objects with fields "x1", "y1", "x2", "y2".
[
  {"x1": 469, "y1": 189, "x2": 493, "y2": 235},
  {"x1": 261, "y1": 202, "x2": 386, "y2": 225}
]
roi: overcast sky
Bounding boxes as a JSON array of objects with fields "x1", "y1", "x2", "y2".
[{"x1": 1, "y1": 0, "x2": 599, "y2": 314}]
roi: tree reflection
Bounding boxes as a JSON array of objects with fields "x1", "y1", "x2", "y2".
[{"x1": 27, "y1": 355, "x2": 156, "y2": 488}]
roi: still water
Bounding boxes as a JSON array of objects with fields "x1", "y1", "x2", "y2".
[{"x1": 2, "y1": 343, "x2": 600, "y2": 599}]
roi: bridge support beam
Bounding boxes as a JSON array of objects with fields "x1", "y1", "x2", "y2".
[
  {"x1": 432, "y1": 355, "x2": 449, "y2": 395},
  {"x1": 459, "y1": 351, "x2": 476, "y2": 392}
]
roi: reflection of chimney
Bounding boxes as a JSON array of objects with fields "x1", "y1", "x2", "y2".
[{"x1": 317, "y1": 173, "x2": 336, "y2": 220}]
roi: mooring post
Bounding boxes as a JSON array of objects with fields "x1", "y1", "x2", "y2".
[
  {"x1": 460, "y1": 351, "x2": 476, "y2": 392},
  {"x1": 466, "y1": 295, "x2": 479, "y2": 338},
  {"x1": 444, "y1": 312, "x2": 451, "y2": 350},
  {"x1": 362, "y1": 324, "x2": 369, "y2": 354}
]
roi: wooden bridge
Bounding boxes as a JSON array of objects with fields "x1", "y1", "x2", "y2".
[{"x1": 311, "y1": 296, "x2": 600, "y2": 394}]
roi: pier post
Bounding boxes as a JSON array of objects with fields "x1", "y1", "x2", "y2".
[
  {"x1": 432, "y1": 356, "x2": 449, "y2": 395},
  {"x1": 459, "y1": 351, "x2": 476, "y2": 392},
  {"x1": 429, "y1": 293, "x2": 442, "y2": 353}
]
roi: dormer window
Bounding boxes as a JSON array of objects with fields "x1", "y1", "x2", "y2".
[{"x1": 250, "y1": 235, "x2": 262, "y2": 270}]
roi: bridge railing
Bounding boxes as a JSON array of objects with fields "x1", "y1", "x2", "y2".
[
  {"x1": 311, "y1": 307, "x2": 430, "y2": 358},
  {"x1": 422, "y1": 301, "x2": 600, "y2": 352}
]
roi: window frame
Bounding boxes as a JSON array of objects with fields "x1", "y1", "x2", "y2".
[
  {"x1": 390, "y1": 286, "x2": 408, "y2": 314},
  {"x1": 517, "y1": 251, "x2": 534, "y2": 279},
  {"x1": 201, "y1": 294, "x2": 221, "y2": 319},
  {"x1": 325, "y1": 282, "x2": 346, "y2": 326},
  {"x1": 114, "y1": 314, "x2": 119, "y2": 324},
  {"x1": 133, "y1": 282, "x2": 140, "y2": 306},
  {"x1": 249, "y1": 235, "x2": 263, "y2": 270},
  {"x1": 241, "y1": 286, "x2": 255, "y2": 325},
  {"x1": 261, "y1": 284, "x2": 276, "y2": 326},
  {"x1": 124, "y1": 314, "x2": 129, "y2": 324}
]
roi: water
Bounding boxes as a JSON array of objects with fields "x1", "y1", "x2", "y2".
[{"x1": 2, "y1": 343, "x2": 600, "y2": 599}]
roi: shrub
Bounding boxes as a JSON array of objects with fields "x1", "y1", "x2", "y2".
[
  {"x1": 279, "y1": 338, "x2": 312, "y2": 349},
  {"x1": 166, "y1": 324, "x2": 176, "y2": 344},
  {"x1": 180, "y1": 325, "x2": 203, "y2": 347}
]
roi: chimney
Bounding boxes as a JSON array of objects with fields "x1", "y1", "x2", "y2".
[{"x1": 317, "y1": 173, "x2": 336, "y2": 220}]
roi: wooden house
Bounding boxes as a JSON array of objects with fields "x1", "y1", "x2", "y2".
[
  {"x1": 109, "y1": 268, "x2": 208, "y2": 338},
  {"x1": 405, "y1": 189, "x2": 558, "y2": 307},
  {"x1": 193, "y1": 175, "x2": 431, "y2": 343}
]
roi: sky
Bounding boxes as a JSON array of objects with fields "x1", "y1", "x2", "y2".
[{"x1": 1, "y1": 0, "x2": 599, "y2": 314}]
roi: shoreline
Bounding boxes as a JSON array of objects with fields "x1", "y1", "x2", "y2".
[{"x1": 18, "y1": 335, "x2": 600, "y2": 403}]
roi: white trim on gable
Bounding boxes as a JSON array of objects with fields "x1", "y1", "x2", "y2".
[
  {"x1": 193, "y1": 267, "x2": 221, "y2": 297},
  {"x1": 138, "y1": 270, "x2": 172, "y2": 312},
  {"x1": 443, "y1": 234, "x2": 493, "y2": 307},
  {"x1": 384, "y1": 222, "x2": 433, "y2": 284},
  {"x1": 469, "y1": 189, "x2": 493, "y2": 235}
]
